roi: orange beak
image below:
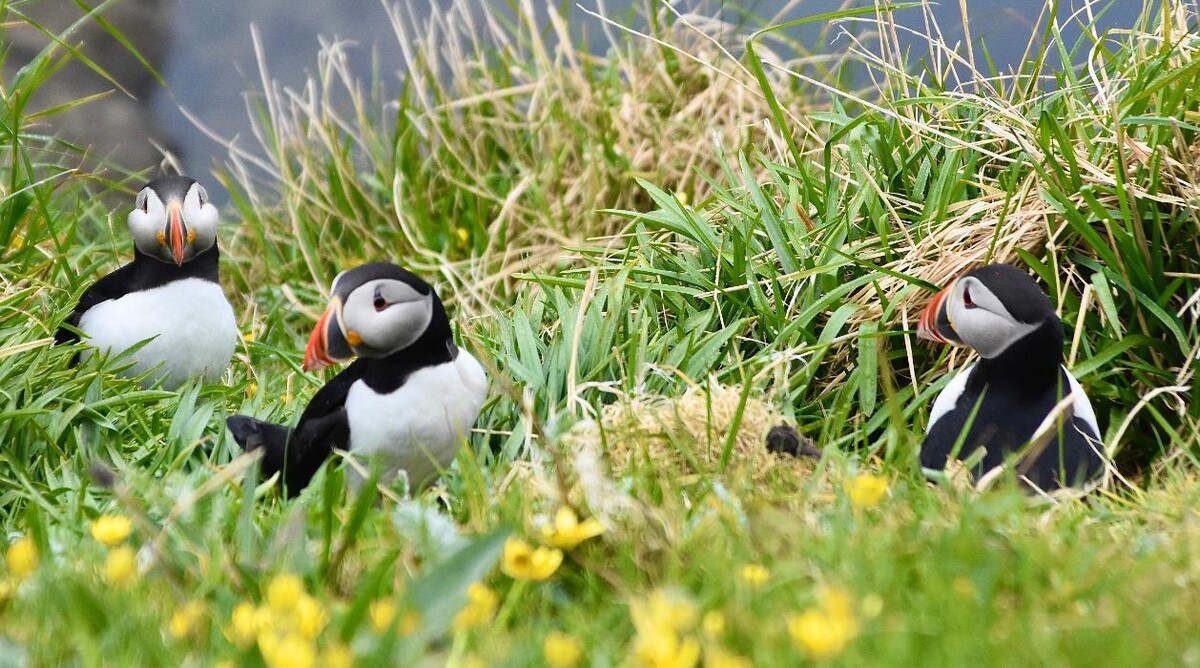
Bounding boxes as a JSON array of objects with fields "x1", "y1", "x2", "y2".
[
  {"x1": 303, "y1": 305, "x2": 338, "y2": 372},
  {"x1": 166, "y1": 201, "x2": 186, "y2": 266},
  {"x1": 917, "y1": 283, "x2": 953, "y2": 344}
]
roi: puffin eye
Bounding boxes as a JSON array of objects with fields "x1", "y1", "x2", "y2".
[
  {"x1": 136, "y1": 191, "x2": 148, "y2": 213},
  {"x1": 373, "y1": 286, "x2": 387, "y2": 312},
  {"x1": 962, "y1": 286, "x2": 977, "y2": 309},
  {"x1": 195, "y1": 185, "x2": 208, "y2": 206}
]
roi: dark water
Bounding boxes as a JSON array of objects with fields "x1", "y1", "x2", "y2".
[{"x1": 152, "y1": 0, "x2": 1147, "y2": 195}]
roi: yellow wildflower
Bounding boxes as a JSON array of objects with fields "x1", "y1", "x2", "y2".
[
  {"x1": 630, "y1": 590, "x2": 698, "y2": 637},
  {"x1": 168, "y1": 600, "x2": 207, "y2": 640},
  {"x1": 369, "y1": 599, "x2": 396, "y2": 633},
  {"x1": 632, "y1": 629, "x2": 701, "y2": 668},
  {"x1": 455, "y1": 227, "x2": 470, "y2": 247},
  {"x1": 6, "y1": 536, "x2": 38, "y2": 581},
  {"x1": 320, "y1": 642, "x2": 355, "y2": 668},
  {"x1": 630, "y1": 590, "x2": 701, "y2": 668},
  {"x1": 242, "y1": 331, "x2": 256, "y2": 342},
  {"x1": 701, "y1": 611, "x2": 725, "y2": 639},
  {"x1": 8, "y1": 233, "x2": 25, "y2": 251},
  {"x1": 739, "y1": 564, "x2": 770, "y2": 589},
  {"x1": 104, "y1": 545, "x2": 137, "y2": 587},
  {"x1": 226, "y1": 602, "x2": 262, "y2": 648},
  {"x1": 844, "y1": 474, "x2": 888, "y2": 509},
  {"x1": 786, "y1": 586, "x2": 860, "y2": 660},
  {"x1": 501, "y1": 538, "x2": 562, "y2": 581},
  {"x1": 452, "y1": 582, "x2": 499, "y2": 631},
  {"x1": 247, "y1": 383, "x2": 259, "y2": 397},
  {"x1": 293, "y1": 595, "x2": 328, "y2": 639},
  {"x1": 541, "y1": 506, "x2": 605, "y2": 550},
  {"x1": 259, "y1": 632, "x2": 316, "y2": 668},
  {"x1": 704, "y1": 647, "x2": 752, "y2": 668},
  {"x1": 90, "y1": 514, "x2": 133, "y2": 547},
  {"x1": 267, "y1": 573, "x2": 306, "y2": 614},
  {"x1": 543, "y1": 631, "x2": 584, "y2": 668}
]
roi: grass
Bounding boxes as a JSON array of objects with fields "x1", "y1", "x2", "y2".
[{"x1": 1, "y1": 0, "x2": 1200, "y2": 665}]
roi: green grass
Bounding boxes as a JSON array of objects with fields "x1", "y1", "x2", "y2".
[{"x1": 1, "y1": 0, "x2": 1199, "y2": 665}]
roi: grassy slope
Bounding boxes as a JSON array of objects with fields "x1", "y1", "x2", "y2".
[{"x1": 1, "y1": 0, "x2": 1199, "y2": 665}]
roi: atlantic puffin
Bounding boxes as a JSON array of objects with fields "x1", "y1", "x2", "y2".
[
  {"x1": 55, "y1": 175, "x2": 237, "y2": 389},
  {"x1": 225, "y1": 262, "x2": 488, "y2": 497},
  {"x1": 917, "y1": 263, "x2": 1105, "y2": 490}
]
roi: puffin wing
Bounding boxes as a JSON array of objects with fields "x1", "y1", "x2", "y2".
[
  {"x1": 54, "y1": 261, "x2": 139, "y2": 346},
  {"x1": 226, "y1": 359, "x2": 366, "y2": 496}
]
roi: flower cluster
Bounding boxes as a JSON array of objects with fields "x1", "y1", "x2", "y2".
[
  {"x1": 224, "y1": 573, "x2": 337, "y2": 668},
  {"x1": 90, "y1": 514, "x2": 137, "y2": 588},
  {"x1": 786, "y1": 586, "x2": 866, "y2": 660},
  {"x1": 629, "y1": 590, "x2": 701, "y2": 668}
]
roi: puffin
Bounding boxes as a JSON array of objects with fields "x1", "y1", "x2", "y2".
[
  {"x1": 916, "y1": 263, "x2": 1106, "y2": 490},
  {"x1": 225, "y1": 262, "x2": 488, "y2": 497},
  {"x1": 55, "y1": 175, "x2": 238, "y2": 389}
]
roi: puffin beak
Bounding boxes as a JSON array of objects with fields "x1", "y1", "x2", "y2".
[
  {"x1": 165, "y1": 201, "x2": 187, "y2": 266},
  {"x1": 303, "y1": 297, "x2": 353, "y2": 371},
  {"x1": 917, "y1": 281, "x2": 961, "y2": 344}
]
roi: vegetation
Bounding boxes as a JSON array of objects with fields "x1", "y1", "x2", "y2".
[{"x1": 1, "y1": 0, "x2": 1198, "y2": 665}]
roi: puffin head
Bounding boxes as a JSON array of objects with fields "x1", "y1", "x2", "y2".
[
  {"x1": 127, "y1": 175, "x2": 218, "y2": 266},
  {"x1": 917, "y1": 263, "x2": 1059, "y2": 359},
  {"x1": 303, "y1": 263, "x2": 440, "y2": 371}
]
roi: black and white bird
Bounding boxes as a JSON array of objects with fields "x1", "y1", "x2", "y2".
[
  {"x1": 226, "y1": 263, "x2": 488, "y2": 497},
  {"x1": 55, "y1": 176, "x2": 237, "y2": 389},
  {"x1": 917, "y1": 263, "x2": 1106, "y2": 490}
]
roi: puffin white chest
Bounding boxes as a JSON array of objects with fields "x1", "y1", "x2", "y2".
[
  {"x1": 78, "y1": 278, "x2": 238, "y2": 389},
  {"x1": 344, "y1": 351, "x2": 488, "y2": 487}
]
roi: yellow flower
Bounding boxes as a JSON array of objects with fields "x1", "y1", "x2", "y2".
[
  {"x1": 104, "y1": 545, "x2": 137, "y2": 587},
  {"x1": 226, "y1": 602, "x2": 262, "y2": 648},
  {"x1": 242, "y1": 331, "x2": 256, "y2": 342},
  {"x1": 6, "y1": 536, "x2": 38, "y2": 581},
  {"x1": 293, "y1": 595, "x2": 328, "y2": 639},
  {"x1": 543, "y1": 631, "x2": 584, "y2": 668},
  {"x1": 844, "y1": 474, "x2": 888, "y2": 509},
  {"x1": 541, "y1": 506, "x2": 605, "y2": 550},
  {"x1": 704, "y1": 647, "x2": 752, "y2": 668},
  {"x1": 320, "y1": 642, "x2": 355, "y2": 668},
  {"x1": 369, "y1": 599, "x2": 396, "y2": 633},
  {"x1": 452, "y1": 582, "x2": 499, "y2": 631},
  {"x1": 632, "y1": 629, "x2": 701, "y2": 668},
  {"x1": 455, "y1": 227, "x2": 470, "y2": 247},
  {"x1": 247, "y1": 383, "x2": 259, "y2": 397},
  {"x1": 629, "y1": 590, "x2": 701, "y2": 668},
  {"x1": 259, "y1": 632, "x2": 316, "y2": 668},
  {"x1": 630, "y1": 590, "x2": 698, "y2": 637},
  {"x1": 786, "y1": 586, "x2": 860, "y2": 661},
  {"x1": 91, "y1": 514, "x2": 133, "y2": 547},
  {"x1": 739, "y1": 564, "x2": 770, "y2": 589},
  {"x1": 168, "y1": 600, "x2": 207, "y2": 640},
  {"x1": 501, "y1": 538, "x2": 563, "y2": 581},
  {"x1": 267, "y1": 573, "x2": 306, "y2": 614},
  {"x1": 701, "y1": 611, "x2": 725, "y2": 639}
]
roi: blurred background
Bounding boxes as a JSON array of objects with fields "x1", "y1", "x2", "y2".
[{"x1": 2, "y1": 0, "x2": 1143, "y2": 198}]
